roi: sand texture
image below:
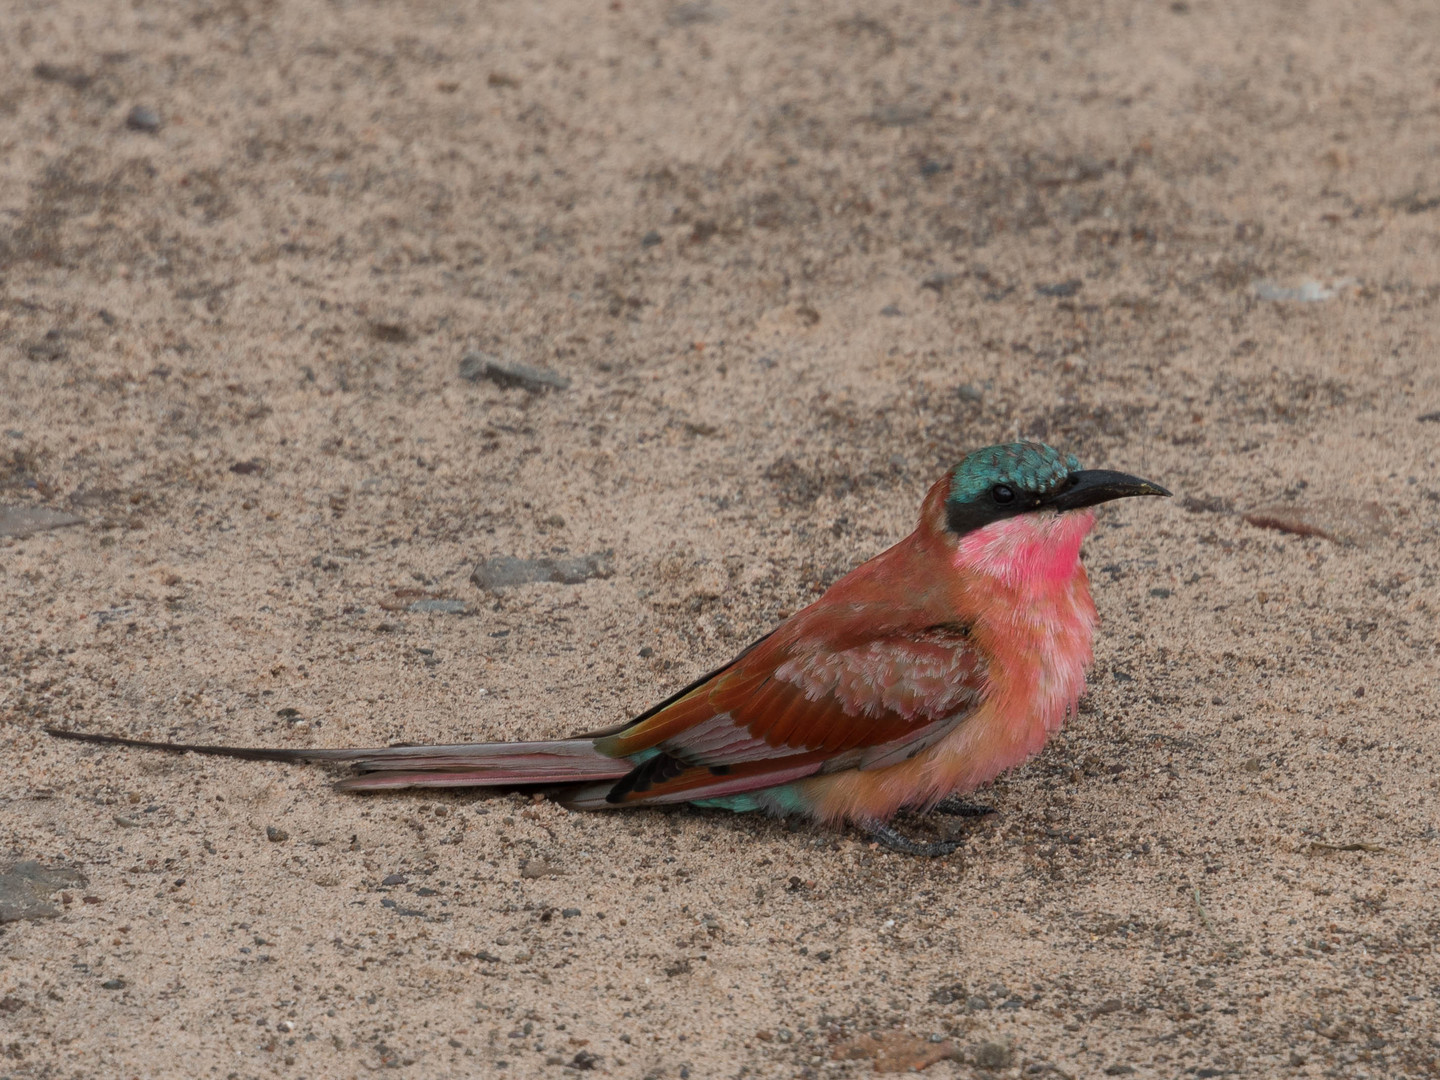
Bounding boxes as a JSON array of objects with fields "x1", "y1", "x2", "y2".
[{"x1": 3, "y1": 1, "x2": 1439, "y2": 1077}]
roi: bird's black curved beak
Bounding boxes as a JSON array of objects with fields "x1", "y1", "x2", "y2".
[{"x1": 1047, "y1": 469, "x2": 1171, "y2": 512}]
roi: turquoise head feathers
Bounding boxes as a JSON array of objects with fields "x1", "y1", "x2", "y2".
[{"x1": 944, "y1": 441, "x2": 1081, "y2": 536}]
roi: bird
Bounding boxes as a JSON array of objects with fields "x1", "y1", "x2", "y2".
[{"x1": 47, "y1": 441, "x2": 1168, "y2": 856}]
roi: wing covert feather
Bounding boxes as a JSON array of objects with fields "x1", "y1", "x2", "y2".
[{"x1": 594, "y1": 619, "x2": 987, "y2": 804}]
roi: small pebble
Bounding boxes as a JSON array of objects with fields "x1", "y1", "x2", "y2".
[
  {"x1": 407, "y1": 599, "x2": 468, "y2": 615},
  {"x1": 972, "y1": 1041, "x2": 1012, "y2": 1069},
  {"x1": 0, "y1": 861, "x2": 88, "y2": 923},
  {"x1": 0, "y1": 506, "x2": 85, "y2": 539},
  {"x1": 667, "y1": 2, "x2": 724, "y2": 27},
  {"x1": 368, "y1": 321, "x2": 411, "y2": 343},
  {"x1": 471, "y1": 552, "x2": 613, "y2": 590},
  {"x1": 125, "y1": 105, "x2": 161, "y2": 132},
  {"x1": 33, "y1": 62, "x2": 93, "y2": 90},
  {"x1": 641, "y1": 230, "x2": 662, "y2": 247},
  {"x1": 25, "y1": 337, "x2": 67, "y2": 362},
  {"x1": 1254, "y1": 278, "x2": 1349, "y2": 302},
  {"x1": 381, "y1": 873, "x2": 407, "y2": 886},
  {"x1": 870, "y1": 103, "x2": 928, "y2": 127},
  {"x1": 101, "y1": 979, "x2": 126, "y2": 990},
  {"x1": 459, "y1": 351, "x2": 570, "y2": 393},
  {"x1": 265, "y1": 826, "x2": 288, "y2": 843},
  {"x1": 1035, "y1": 279, "x2": 1082, "y2": 298}
]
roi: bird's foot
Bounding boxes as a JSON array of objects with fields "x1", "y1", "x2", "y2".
[
  {"x1": 932, "y1": 796, "x2": 997, "y2": 818},
  {"x1": 862, "y1": 821, "x2": 962, "y2": 858}
]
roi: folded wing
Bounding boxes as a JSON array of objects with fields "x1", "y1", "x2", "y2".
[{"x1": 567, "y1": 617, "x2": 987, "y2": 808}]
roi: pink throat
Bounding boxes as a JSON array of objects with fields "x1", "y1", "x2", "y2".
[{"x1": 952, "y1": 509, "x2": 1096, "y2": 585}]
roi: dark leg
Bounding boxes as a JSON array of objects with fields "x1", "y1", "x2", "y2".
[
  {"x1": 862, "y1": 821, "x2": 962, "y2": 858},
  {"x1": 932, "y1": 796, "x2": 997, "y2": 818}
]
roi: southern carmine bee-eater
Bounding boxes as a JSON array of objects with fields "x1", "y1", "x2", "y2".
[{"x1": 48, "y1": 441, "x2": 1168, "y2": 856}]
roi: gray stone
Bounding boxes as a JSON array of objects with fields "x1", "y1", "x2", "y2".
[
  {"x1": 1035, "y1": 279, "x2": 1082, "y2": 298},
  {"x1": 972, "y1": 1041, "x2": 1013, "y2": 1070},
  {"x1": 0, "y1": 861, "x2": 87, "y2": 923},
  {"x1": 470, "y1": 551, "x2": 613, "y2": 591},
  {"x1": 0, "y1": 505, "x2": 85, "y2": 539},
  {"x1": 33, "y1": 62, "x2": 94, "y2": 90},
  {"x1": 407, "y1": 598, "x2": 469, "y2": 615},
  {"x1": 870, "y1": 103, "x2": 929, "y2": 127},
  {"x1": 667, "y1": 2, "x2": 726, "y2": 26},
  {"x1": 1254, "y1": 277, "x2": 1355, "y2": 302},
  {"x1": 920, "y1": 271, "x2": 960, "y2": 292},
  {"x1": 26, "y1": 337, "x2": 67, "y2": 362},
  {"x1": 459, "y1": 351, "x2": 570, "y2": 392},
  {"x1": 125, "y1": 105, "x2": 161, "y2": 132}
]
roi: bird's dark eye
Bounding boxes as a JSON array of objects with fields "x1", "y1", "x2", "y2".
[{"x1": 991, "y1": 484, "x2": 1015, "y2": 505}]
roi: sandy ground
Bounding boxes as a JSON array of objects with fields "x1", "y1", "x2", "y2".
[{"x1": 3, "y1": 0, "x2": 1439, "y2": 1077}]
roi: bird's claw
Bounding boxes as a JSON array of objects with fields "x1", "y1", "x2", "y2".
[
  {"x1": 862, "y1": 821, "x2": 962, "y2": 858},
  {"x1": 932, "y1": 796, "x2": 997, "y2": 818}
]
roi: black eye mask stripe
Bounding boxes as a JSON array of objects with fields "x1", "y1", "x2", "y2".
[{"x1": 946, "y1": 470, "x2": 1168, "y2": 537}]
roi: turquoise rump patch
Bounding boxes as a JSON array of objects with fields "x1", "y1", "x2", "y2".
[{"x1": 691, "y1": 784, "x2": 809, "y2": 816}]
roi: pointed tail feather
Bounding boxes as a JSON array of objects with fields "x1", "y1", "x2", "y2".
[
  {"x1": 44, "y1": 727, "x2": 368, "y2": 764},
  {"x1": 44, "y1": 727, "x2": 630, "y2": 792},
  {"x1": 333, "y1": 741, "x2": 632, "y2": 790}
]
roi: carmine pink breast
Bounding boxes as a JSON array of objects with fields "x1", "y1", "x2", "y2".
[
  {"x1": 944, "y1": 509, "x2": 1099, "y2": 776},
  {"x1": 802, "y1": 510, "x2": 1099, "y2": 825}
]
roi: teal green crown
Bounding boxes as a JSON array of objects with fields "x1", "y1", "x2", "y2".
[{"x1": 947, "y1": 441, "x2": 1080, "y2": 505}]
